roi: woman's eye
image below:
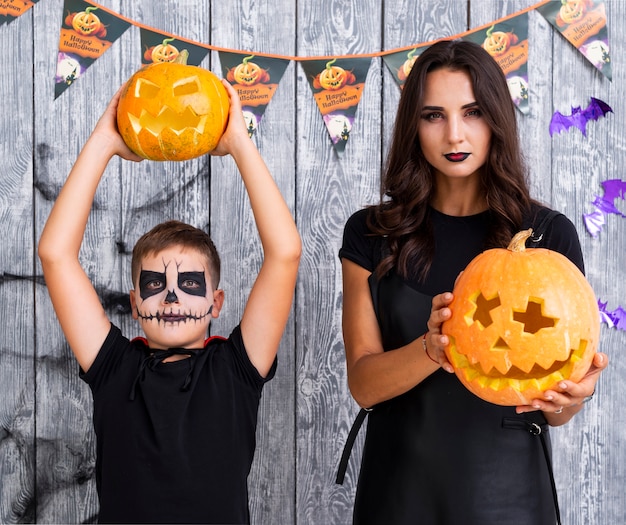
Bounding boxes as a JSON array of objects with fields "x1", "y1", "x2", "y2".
[{"x1": 421, "y1": 112, "x2": 442, "y2": 121}]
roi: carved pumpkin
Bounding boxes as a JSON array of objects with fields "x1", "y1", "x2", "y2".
[
  {"x1": 117, "y1": 60, "x2": 229, "y2": 161},
  {"x1": 557, "y1": 0, "x2": 592, "y2": 26},
  {"x1": 150, "y1": 38, "x2": 180, "y2": 63},
  {"x1": 442, "y1": 229, "x2": 599, "y2": 406},
  {"x1": 71, "y1": 7, "x2": 104, "y2": 37},
  {"x1": 482, "y1": 25, "x2": 519, "y2": 57},
  {"x1": 313, "y1": 59, "x2": 356, "y2": 91},
  {"x1": 398, "y1": 49, "x2": 418, "y2": 81},
  {"x1": 227, "y1": 55, "x2": 270, "y2": 86}
]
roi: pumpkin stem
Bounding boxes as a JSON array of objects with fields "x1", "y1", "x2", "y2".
[
  {"x1": 407, "y1": 48, "x2": 417, "y2": 59},
  {"x1": 161, "y1": 37, "x2": 176, "y2": 46},
  {"x1": 85, "y1": 6, "x2": 98, "y2": 14},
  {"x1": 325, "y1": 58, "x2": 337, "y2": 70},
  {"x1": 486, "y1": 24, "x2": 495, "y2": 37},
  {"x1": 507, "y1": 229, "x2": 533, "y2": 252},
  {"x1": 173, "y1": 49, "x2": 189, "y2": 65},
  {"x1": 242, "y1": 55, "x2": 255, "y2": 65}
]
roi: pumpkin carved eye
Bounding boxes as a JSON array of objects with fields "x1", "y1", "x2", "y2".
[{"x1": 442, "y1": 229, "x2": 599, "y2": 406}]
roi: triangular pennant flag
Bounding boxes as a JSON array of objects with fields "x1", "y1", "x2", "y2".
[
  {"x1": 536, "y1": 0, "x2": 611, "y2": 81},
  {"x1": 218, "y1": 51, "x2": 290, "y2": 137},
  {"x1": 1, "y1": 0, "x2": 40, "y2": 24},
  {"x1": 140, "y1": 28, "x2": 210, "y2": 66},
  {"x1": 300, "y1": 57, "x2": 372, "y2": 155},
  {"x1": 54, "y1": 0, "x2": 131, "y2": 98},
  {"x1": 0, "y1": 0, "x2": 10, "y2": 25},
  {"x1": 382, "y1": 44, "x2": 431, "y2": 89},
  {"x1": 462, "y1": 12, "x2": 530, "y2": 114}
]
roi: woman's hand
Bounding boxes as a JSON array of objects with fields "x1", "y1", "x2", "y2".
[
  {"x1": 424, "y1": 292, "x2": 455, "y2": 373},
  {"x1": 517, "y1": 352, "x2": 608, "y2": 425}
]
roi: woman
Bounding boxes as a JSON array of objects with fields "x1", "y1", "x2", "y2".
[{"x1": 339, "y1": 40, "x2": 607, "y2": 525}]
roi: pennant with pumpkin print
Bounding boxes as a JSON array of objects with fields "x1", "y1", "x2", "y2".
[
  {"x1": 382, "y1": 44, "x2": 431, "y2": 89},
  {"x1": 300, "y1": 57, "x2": 372, "y2": 155},
  {"x1": 462, "y1": 12, "x2": 530, "y2": 114},
  {"x1": 140, "y1": 28, "x2": 210, "y2": 67},
  {"x1": 0, "y1": 0, "x2": 40, "y2": 24},
  {"x1": 55, "y1": 0, "x2": 131, "y2": 98},
  {"x1": 219, "y1": 51, "x2": 290, "y2": 137},
  {"x1": 536, "y1": 0, "x2": 611, "y2": 80}
]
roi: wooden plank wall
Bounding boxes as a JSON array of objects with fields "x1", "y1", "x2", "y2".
[{"x1": 0, "y1": 0, "x2": 624, "y2": 523}]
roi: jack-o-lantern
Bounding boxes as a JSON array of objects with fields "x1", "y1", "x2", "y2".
[
  {"x1": 227, "y1": 55, "x2": 270, "y2": 86},
  {"x1": 70, "y1": 7, "x2": 106, "y2": 37},
  {"x1": 117, "y1": 59, "x2": 229, "y2": 161},
  {"x1": 442, "y1": 229, "x2": 599, "y2": 406},
  {"x1": 556, "y1": 0, "x2": 593, "y2": 27},
  {"x1": 150, "y1": 38, "x2": 180, "y2": 63},
  {"x1": 398, "y1": 49, "x2": 418, "y2": 81},
  {"x1": 313, "y1": 59, "x2": 356, "y2": 91},
  {"x1": 482, "y1": 25, "x2": 519, "y2": 57}
]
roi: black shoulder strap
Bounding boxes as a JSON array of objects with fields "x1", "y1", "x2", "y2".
[
  {"x1": 527, "y1": 208, "x2": 563, "y2": 247},
  {"x1": 335, "y1": 408, "x2": 369, "y2": 484}
]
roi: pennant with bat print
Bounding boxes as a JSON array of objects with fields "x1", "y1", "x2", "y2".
[
  {"x1": 583, "y1": 179, "x2": 626, "y2": 237},
  {"x1": 549, "y1": 97, "x2": 612, "y2": 136}
]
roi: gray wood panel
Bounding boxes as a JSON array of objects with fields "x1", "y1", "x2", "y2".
[
  {"x1": 0, "y1": 7, "x2": 36, "y2": 524},
  {"x1": 0, "y1": 0, "x2": 623, "y2": 523}
]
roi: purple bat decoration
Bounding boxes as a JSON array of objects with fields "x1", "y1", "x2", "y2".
[
  {"x1": 549, "y1": 97, "x2": 612, "y2": 137},
  {"x1": 598, "y1": 300, "x2": 626, "y2": 331},
  {"x1": 583, "y1": 179, "x2": 626, "y2": 237}
]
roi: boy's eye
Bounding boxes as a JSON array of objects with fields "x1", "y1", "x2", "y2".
[
  {"x1": 178, "y1": 271, "x2": 207, "y2": 297},
  {"x1": 139, "y1": 270, "x2": 167, "y2": 300}
]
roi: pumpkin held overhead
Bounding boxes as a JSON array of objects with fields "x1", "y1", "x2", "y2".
[
  {"x1": 442, "y1": 229, "x2": 599, "y2": 406},
  {"x1": 117, "y1": 60, "x2": 230, "y2": 161}
]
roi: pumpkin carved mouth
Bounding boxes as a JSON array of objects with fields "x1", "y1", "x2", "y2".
[{"x1": 127, "y1": 77, "x2": 208, "y2": 136}]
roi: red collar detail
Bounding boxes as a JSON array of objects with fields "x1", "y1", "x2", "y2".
[{"x1": 130, "y1": 335, "x2": 227, "y2": 348}]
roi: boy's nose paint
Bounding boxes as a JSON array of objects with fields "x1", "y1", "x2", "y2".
[{"x1": 164, "y1": 289, "x2": 179, "y2": 303}]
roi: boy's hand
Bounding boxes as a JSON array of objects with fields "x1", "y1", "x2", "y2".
[
  {"x1": 208, "y1": 80, "x2": 250, "y2": 157},
  {"x1": 91, "y1": 84, "x2": 144, "y2": 162}
]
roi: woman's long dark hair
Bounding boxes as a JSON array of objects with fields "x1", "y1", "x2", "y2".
[{"x1": 370, "y1": 39, "x2": 534, "y2": 281}]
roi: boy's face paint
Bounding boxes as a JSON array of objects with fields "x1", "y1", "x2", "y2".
[{"x1": 133, "y1": 247, "x2": 215, "y2": 349}]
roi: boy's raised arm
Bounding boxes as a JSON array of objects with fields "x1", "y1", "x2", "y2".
[
  {"x1": 38, "y1": 88, "x2": 143, "y2": 373},
  {"x1": 213, "y1": 81, "x2": 301, "y2": 377}
]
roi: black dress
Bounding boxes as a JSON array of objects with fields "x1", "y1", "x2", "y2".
[{"x1": 339, "y1": 206, "x2": 584, "y2": 525}]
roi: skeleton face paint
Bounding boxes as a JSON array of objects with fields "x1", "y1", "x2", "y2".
[{"x1": 133, "y1": 247, "x2": 215, "y2": 349}]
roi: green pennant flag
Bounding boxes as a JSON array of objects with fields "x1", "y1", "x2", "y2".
[
  {"x1": 140, "y1": 28, "x2": 210, "y2": 67},
  {"x1": 536, "y1": 0, "x2": 611, "y2": 81},
  {"x1": 218, "y1": 51, "x2": 290, "y2": 137},
  {"x1": 300, "y1": 56, "x2": 372, "y2": 155},
  {"x1": 1, "y1": 0, "x2": 40, "y2": 24},
  {"x1": 382, "y1": 44, "x2": 431, "y2": 90},
  {"x1": 55, "y1": 0, "x2": 131, "y2": 99},
  {"x1": 462, "y1": 12, "x2": 530, "y2": 114}
]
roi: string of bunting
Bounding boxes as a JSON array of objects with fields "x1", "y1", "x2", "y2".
[{"x1": 45, "y1": 0, "x2": 612, "y2": 153}]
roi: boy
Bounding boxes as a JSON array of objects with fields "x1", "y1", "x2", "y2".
[{"x1": 38, "y1": 80, "x2": 301, "y2": 524}]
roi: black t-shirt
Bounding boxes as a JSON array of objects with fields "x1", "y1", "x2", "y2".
[
  {"x1": 339, "y1": 205, "x2": 584, "y2": 525},
  {"x1": 81, "y1": 324, "x2": 275, "y2": 524}
]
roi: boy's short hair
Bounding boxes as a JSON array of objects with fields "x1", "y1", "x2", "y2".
[{"x1": 131, "y1": 220, "x2": 221, "y2": 289}]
